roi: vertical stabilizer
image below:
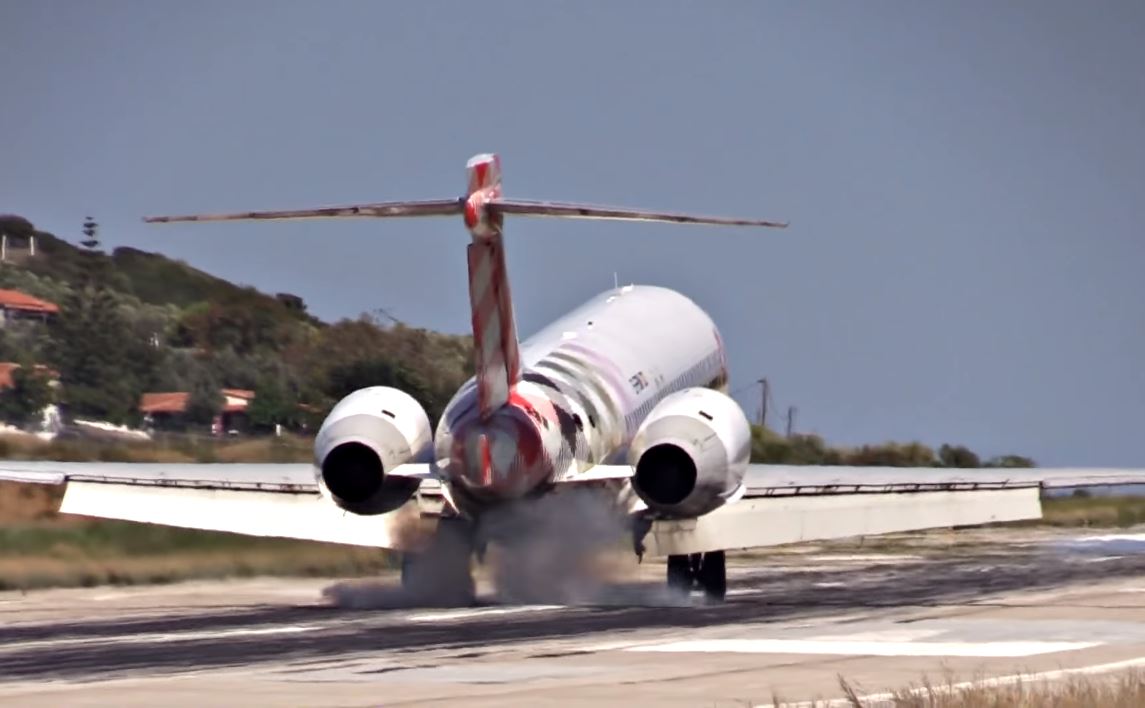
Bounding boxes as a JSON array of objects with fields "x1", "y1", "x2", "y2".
[
  {"x1": 464, "y1": 154, "x2": 522, "y2": 419},
  {"x1": 141, "y1": 150, "x2": 786, "y2": 422}
]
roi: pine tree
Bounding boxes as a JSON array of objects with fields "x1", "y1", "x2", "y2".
[{"x1": 80, "y1": 217, "x2": 99, "y2": 251}]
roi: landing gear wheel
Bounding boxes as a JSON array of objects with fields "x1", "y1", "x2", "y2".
[
  {"x1": 665, "y1": 551, "x2": 727, "y2": 602},
  {"x1": 400, "y1": 518, "x2": 476, "y2": 606},
  {"x1": 696, "y1": 551, "x2": 726, "y2": 603},
  {"x1": 667, "y1": 554, "x2": 691, "y2": 593}
]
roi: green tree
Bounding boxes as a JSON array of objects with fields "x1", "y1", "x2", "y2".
[
  {"x1": 248, "y1": 378, "x2": 301, "y2": 432},
  {"x1": 938, "y1": 444, "x2": 981, "y2": 468},
  {"x1": 0, "y1": 365, "x2": 54, "y2": 428},
  {"x1": 48, "y1": 287, "x2": 159, "y2": 424},
  {"x1": 184, "y1": 369, "x2": 223, "y2": 428},
  {"x1": 843, "y1": 441, "x2": 938, "y2": 467},
  {"x1": 985, "y1": 454, "x2": 1036, "y2": 468}
]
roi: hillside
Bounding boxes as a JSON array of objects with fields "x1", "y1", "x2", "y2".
[
  {"x1": 0, "y1": 214, "x2": 309, "y2": 312},
  {"x1": 0, "y1": 214, "x2": 474, "y2": 429},
  {"x1": 0, "y1": 214, "x2": 1033, "y2": 468}
]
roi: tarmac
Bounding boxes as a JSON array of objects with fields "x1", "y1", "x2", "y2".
[{"x1": 3, "y1": 527, "x2": 1145, "y2": 706}]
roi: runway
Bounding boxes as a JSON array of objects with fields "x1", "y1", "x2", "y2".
[{"x1": 4, "y1": 527, "x2": 1145, "y2": 706}]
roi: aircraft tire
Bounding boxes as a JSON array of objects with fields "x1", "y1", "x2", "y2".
[
  {"x1": 667, "y1": 554, "x2": 692, "y2": 594},
  {"x1": 697, "y1": 550, "x2": 727, "y2": 602}
]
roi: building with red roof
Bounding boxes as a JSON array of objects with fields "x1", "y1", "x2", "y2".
[
  {"x1": 0, "y1": 362, "x2": 58, "y2": 389},
  {"x1": 0, "y1": 289, "x2": 58, "y2": 326},
  {"x1": 140, "y1": 389, "x2": 256, "y2": 434}
]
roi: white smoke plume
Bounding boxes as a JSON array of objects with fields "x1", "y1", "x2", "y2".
[
  {"x1": 323, "y1": 486, "x2": 693, "y2": 609},
  {"x1": 480, "y1": 486, "x2": 692, "y2": 607}
]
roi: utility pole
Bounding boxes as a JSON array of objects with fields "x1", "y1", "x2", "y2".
[
  {"x1": 785, "y1": 405, "x2": 797, "y2": 438},
  {"x1": 757, "y1": 378, "x2": 769, "y2": 428}
]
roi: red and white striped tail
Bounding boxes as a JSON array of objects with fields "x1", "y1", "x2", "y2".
[
  {"x1": 143, "y1": 151, "x2": 787, "y2": 423},
  {"x1": 464, "y1": 154, "x2": 522, "y2": 419}
]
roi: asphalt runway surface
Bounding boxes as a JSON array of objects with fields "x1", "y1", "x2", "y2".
[{"x1": 4, "y1": 527, "x2": 1145, "y2": 706}]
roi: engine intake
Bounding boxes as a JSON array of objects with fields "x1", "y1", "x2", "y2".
[
  {"x1": 314, "y1": 387, "x2": 432, "y2": 515},
  {"x1": 628, "y1": 387, "x2": 750, "y2": 518},
  {"x1": 634, "y1": 443, "x2": 697, "y2": 507},
  {"x1": 322, "y1": 441, "x2": 386, "y2": 505}
]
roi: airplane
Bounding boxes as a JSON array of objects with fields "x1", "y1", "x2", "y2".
[{"x1": 5, "y1": 152, "x2": 1118, "y2": 604}]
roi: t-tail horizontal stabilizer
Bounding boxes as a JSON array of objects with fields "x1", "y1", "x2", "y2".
[
  {"x1": 144, "y1": 198, "x2": 788, "y2": 229},
  {"x1": 144, "y1": 153, "x2": 787, "y2": 419}
]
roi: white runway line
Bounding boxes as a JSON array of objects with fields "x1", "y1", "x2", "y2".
[
  {"x1": 803, "y1": 554, "x2": 924, "y2": 563},
  {"x1": 0, "y1": 625, "x2": 319, "y2": 652},
  {"x1": 626, "y1": 638, "x2": 1099, "y2": 658},
  {"x1": 758, "y1": 655, "x2": 1145, "y2": 708},
  {"x1": 407, "y1": 605, "x2": 562, "y2": 622}
]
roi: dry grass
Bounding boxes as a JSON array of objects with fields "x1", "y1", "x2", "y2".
[
  {"x1": 0, "y1": 480, "x2": 63, "y2": 523},
  {"x1": 762, "y1": 670, "x2": 1145, "y2": 707},
  {"x1": 0, "y1": 546, "x2": 394, "y2": 591},
  {"x1": 1039, "y1": 494, "x2": 1145, "y2": 528},
  {"x1": 0, "y1": 431, "x2": 314, "y2": 465},
  {"x1": 0, "y1": 515, "x2": 397, "y2": 590}
]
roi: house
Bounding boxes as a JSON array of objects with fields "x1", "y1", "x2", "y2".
[
  {"x1": 0, "y1": 362, "x2": 58, "y2": 389},
  {"x1": 0, "y1": 289, "x2": 58, "y2": 326},
  {"x1": 139, "y1": 388, "x2": 255, "y2": 434}
]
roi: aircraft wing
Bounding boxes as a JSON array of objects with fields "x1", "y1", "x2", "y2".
[
  {"x1": 635, "y1": 464, "x2": 1145, "y2": 557},
  {"x1": 0, "y1": 461, "x2": 443, "y2": 552},
  {"x1": 5, "y1": 460, "x2": 1145, "y2": 558}
]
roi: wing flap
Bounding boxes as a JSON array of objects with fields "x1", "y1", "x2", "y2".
[
  {"x1": 639, "y1": 486, "x2": 1042, "y2": 556},
  {"x1": 60, "y1": 482, "x2": 436, "y2": 551}
]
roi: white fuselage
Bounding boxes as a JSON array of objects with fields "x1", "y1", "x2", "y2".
[{"x1": 434, "y1": 285, "x2": 728, "y2": 510}]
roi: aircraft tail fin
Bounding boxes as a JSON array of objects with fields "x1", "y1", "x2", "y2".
[
  {"x1": 144, "y1": 152, "x2": 787, "y2": 421},
  {"x1": 464, "y1": 154, "x2": 521, "y2": 419}
]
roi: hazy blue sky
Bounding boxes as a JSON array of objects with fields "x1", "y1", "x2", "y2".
[{"x1": 2, "y1": 2, "x2": 1143, "y2": 465}]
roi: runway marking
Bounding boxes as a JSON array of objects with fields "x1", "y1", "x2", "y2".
[
  {"x1": 625, "y1": 639, "x2": 1099, "y2": 657},
  {"x1": 807, "y1": 628, "x2": 944, "y2": 642},
  {"x1": 760, "y1": 655, "x2": 1145, "y2": 708},
  {"x1": 407, "y1": 606, "x2": 562, "y2": 622},
  {"x1": 804, "y1": 554, "x2": 923, "y2": 563},
  {"x1": 0, "y1": 625, "x2": 319, "y2": 652}
]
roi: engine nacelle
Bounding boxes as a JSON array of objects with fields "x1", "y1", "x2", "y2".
[
  {"x1": 314, "y1": 386, "x2": 432, "y2": 515},
  {"x1": 627, "y1": 387, "x2": 750, "y2": 518}
]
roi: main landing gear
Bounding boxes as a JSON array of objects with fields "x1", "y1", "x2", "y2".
[
  {"x1": 667, "y1": 551, "x2": 727, "y2": 602},
  {"x1": 400, "y1": 518, "x2": 477, "y2": 606}
]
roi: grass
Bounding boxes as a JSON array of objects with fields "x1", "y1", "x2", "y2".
[
  {"x1": 838, "y1": 670, "x2": 1145, "y2": 707},
  {"x1": 757, "y1": 670, "x2": 1145, "y2": 707},
  {"x1": 1038, "y1": 492, "x2": 1145, "y2": 528},
  {"x1": 0, "y1": 506, "x2": 398, "y2": 591},
  {"x1": 0, "y1": 431, "x2": 314, "y2": 464}
]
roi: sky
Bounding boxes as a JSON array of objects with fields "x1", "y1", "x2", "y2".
[{"x1": 2, "y1": 1, "x2": 1143, "y2": 466}]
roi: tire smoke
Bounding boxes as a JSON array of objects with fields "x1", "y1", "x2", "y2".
[
  {"x1": 322, "y1": 486, "x2": 693, "y2": 609},
  {"x1": 481, "y1": 486, "x2": 692, "y2": 607}
]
